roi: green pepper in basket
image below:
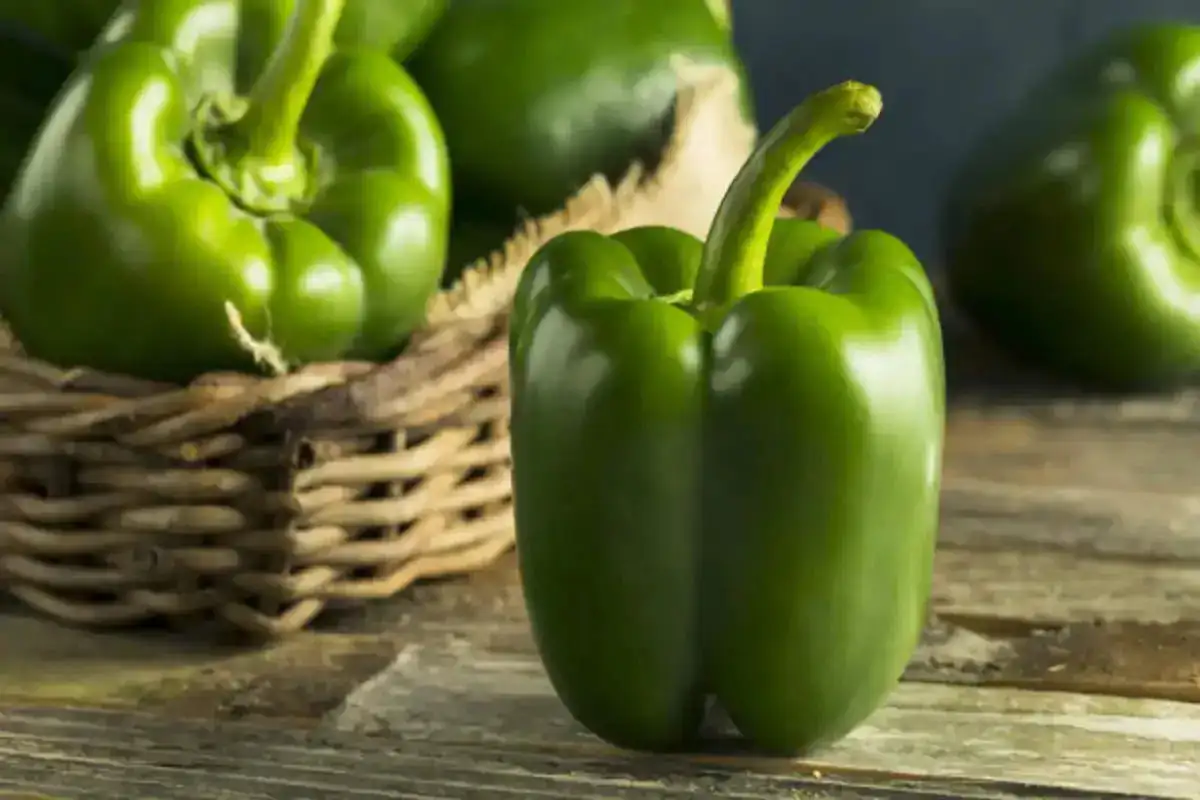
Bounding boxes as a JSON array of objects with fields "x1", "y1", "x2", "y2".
[
  {"x1": 944, "y1": 23, "x2": 1200, "y2": 388},
  {"x1": 406, "y1": 0, "x2": 752, "y2": 224},
  {"x1": 0, "y1": 0, "x2": 450, "y2": 384},
  {"x1": 509, "y1": 82, "x2": 945, "y2": 754}
]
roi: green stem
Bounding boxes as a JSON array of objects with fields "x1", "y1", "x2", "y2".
[
  {"x1": 690, "y1": 81, "x2": 883, "y2": 327},
  {"x1": 234, "y1": 0, "x2": 346, "y2": 167}
]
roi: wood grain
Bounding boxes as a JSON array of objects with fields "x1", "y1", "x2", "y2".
[
  {"x1": 0, "y1": 705, "x2": 1168, "y2": 800},
  {"x1": 322, "y1": 597, "x2": 1200, "y2": 799}
]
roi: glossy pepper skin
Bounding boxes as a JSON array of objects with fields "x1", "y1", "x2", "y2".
[
  {"x1": 510, "y1": 83, "x2": 945, "y2": 754},
  {"x1": 407, "y1": 0, "x2": 751, "y2": 223},
  {"x1": 944, "y1": 24, "x2": 1200, "y2": 389},
  {"x1": 0, "y1": 0, "x2": 450, "y2": 384}
]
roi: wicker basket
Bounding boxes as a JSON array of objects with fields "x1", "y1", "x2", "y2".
[
  {"x1": 0, "y1": 312, "x2": 517, "y2": 636},
  {"x1": 0, "y1": 63, "x2": 763, "y2": 637}
]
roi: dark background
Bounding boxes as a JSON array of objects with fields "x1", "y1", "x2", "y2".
[{"x1": 731, "y1": 0, "x2": 1200, "y2": 264}]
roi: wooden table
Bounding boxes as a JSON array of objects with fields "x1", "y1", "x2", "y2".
[{"x1": 2, "y1": 323, "x2": 1199, "y2": 799}]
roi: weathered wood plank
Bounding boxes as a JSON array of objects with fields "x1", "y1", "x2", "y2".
[
  {"x1": 941, "y1": 415, "x2": 1200, "y2": 564},
  {"x1": 931, "y1": 548, "x2": 1200, "y2": 624},
  {"x1": 384, "y1": 551, "x2": 1200, "y2": 704},
  {"x1": 5, "y1": 535, "x2": 1195, "y2": 724},
  {"x1": 0, "y1": 603, "x2": 402, "y2": 720},
  {"x1": 0, "y1": 706, "x2": 1161, "y2": 800},
  {"x1": 924, "y1": 618, "x2": 1200, "y2": 703},
  {"x1": 324, "y1": 609, "x2": 1200, "y2": 799}
]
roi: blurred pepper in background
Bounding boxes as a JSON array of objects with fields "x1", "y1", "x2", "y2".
[{"x1": 944, "y1": 23, "x2": 1200, "y2": 389}]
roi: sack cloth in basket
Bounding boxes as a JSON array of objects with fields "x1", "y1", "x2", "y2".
[{"x1": 0, "y1": 62, "x2": 764, "y2": 637}]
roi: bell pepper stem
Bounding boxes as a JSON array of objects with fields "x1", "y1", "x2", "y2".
[
  {"x1": 690, "y1": 81, "x2": 882, "y2": 327},
  {"x1": 235, "y1": 0, "x2": 346, "y2": 167}
]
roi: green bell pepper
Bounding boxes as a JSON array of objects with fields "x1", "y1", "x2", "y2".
[
  {"x1": 944, "y1": 23, "x2": 1200, "y2": 389},
  {"x1": 407, "y1": 0, "x2": 751, "y2": 224},
  {"x1": 510, "y1": 82, "x2": 945, "y2": 754},
  {"x1": 0, "y1": 0, "x2": 450, "y2": 384}
]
